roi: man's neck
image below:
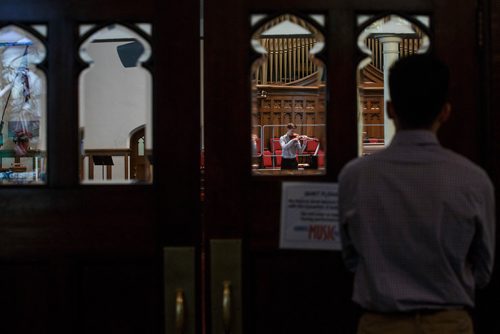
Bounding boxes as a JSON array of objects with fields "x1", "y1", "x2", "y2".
[{"x1": 396, "y1": 123, "x2": 439, "y2": 135}]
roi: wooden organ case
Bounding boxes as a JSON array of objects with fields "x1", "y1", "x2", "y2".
[{"x1": 251, "y1": 15, "x2": 326, "y2": 164}]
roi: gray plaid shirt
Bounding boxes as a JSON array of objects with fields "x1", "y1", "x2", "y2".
[{"x1": 339, "y1": 130, "x2": 495, "y2": 312}]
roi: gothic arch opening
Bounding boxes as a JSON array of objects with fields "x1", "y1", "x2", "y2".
[
  {"x1": 78, "y1": 24, "x2": 153, "y2": 183},
  {"x1": 0, "y1": 25, "x2": 47, "y2": 184},
  {"x1": 251, "y1": 14, "x2": 326, "y2": 175},
  {"x1": 357, "y1": 15, "x2": 430, "y2": 156}
]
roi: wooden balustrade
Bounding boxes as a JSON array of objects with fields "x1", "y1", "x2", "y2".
[{"x1": 82, "y1": 148, "x2": 130, "y2": 181}]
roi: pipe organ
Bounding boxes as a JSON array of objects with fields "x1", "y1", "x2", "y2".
[
  {"x1": 359, "y1": 29, "x2": 425, "y2": 147},
  {"x1": 252, "y1": 14, "x2": 325, "y2": 154},
  {"x1": 252, "y1": 15, "x2": 426, "y2": 155},
  {"x1": 255, "y1": 38, "x2": 320, "y2": 85},
  {"x1": 364, "y1": 34, "x2": 424, "y2": 73}
]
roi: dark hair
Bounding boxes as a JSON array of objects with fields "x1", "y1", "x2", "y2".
[
  {"x1": 389, "y1": 54, "x2": 450, "y2": 128},
  {"x1": 286, "y1": 122, "x2": 297, "y2": 130}
]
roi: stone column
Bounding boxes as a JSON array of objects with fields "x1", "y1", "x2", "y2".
[{"x1": 379, "y1": 36, "x2": 401, "y2": 146}]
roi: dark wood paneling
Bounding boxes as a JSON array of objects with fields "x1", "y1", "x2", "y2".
[
  {"x1": 474, "y1": 1, "x2": 500, "y2": 334},
  {"x1": 155, "y1": 0, "x2": 201, "y2": 246},
  {"x1": 80, "y1": 263, "x2": 158, "y2": 334},
  {"x1": 249, "y1": 252, "x2": 357, "y2": 334},
  {"x1": 0, "y1": 263, "x2": 50, "y2": 334},
  {"x1": 0, "y1": 188, "x2": 156, "y2": 257},
  {"x1": 433, "y1": 1, "x2": 481, "y2": 162}
]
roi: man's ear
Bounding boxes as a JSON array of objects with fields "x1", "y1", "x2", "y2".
[{"x1": 438, "y1": 102, "x2": 452, "y2": 124}]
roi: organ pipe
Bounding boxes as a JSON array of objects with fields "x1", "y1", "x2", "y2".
[
  {"x1": 288, "y1": 39, "x2": 292, "y2": 83},
  {"x1": 293, "y1": 38, "x2": 296, "y2": 81},
  {"x1": 256, "y1": 35, "x2": 423, "y2": 85}
]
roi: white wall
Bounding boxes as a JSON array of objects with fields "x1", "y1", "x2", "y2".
[{"x1": 80, "y1": 41, "x2": 152, "y2": 150}]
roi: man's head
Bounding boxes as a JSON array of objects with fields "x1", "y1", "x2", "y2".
[
  {"x1": 388, "y1": 54, "x2": 450, "y2": 130},
  {"x1": 286, "y1": 122, "x2": 297, "y2": 134}
]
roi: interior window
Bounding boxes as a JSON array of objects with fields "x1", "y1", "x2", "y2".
[
  {"x1": 251, "y1": 14, "x2": 326, "y2": 176},
  {"x1": 79, "y1": 24, "x2": 153, "y2": 184},
  {"x1": 0, "y1": 25, "x2": 47, "y2": 185},
  {"x1": 357, "y1": 15, "x2": 430, "y2": 156}
]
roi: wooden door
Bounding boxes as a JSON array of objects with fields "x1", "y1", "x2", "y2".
[
  {"x1": 130, "y1": 127, "x2": 151, "y2": 181},
  {"x1": 203, "y1": 0, "x2": 498, "y2": 333},
  {"x1": 0, "y1": 0, "x2": 200, "y2": 334},
  {"x1": 479, "y1": 1, "x2": 500, "y2": 333}
]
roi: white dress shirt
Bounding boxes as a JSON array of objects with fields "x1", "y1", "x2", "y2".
[{"x1": 279, "y1": 134, "x2": 305, "y2": 159}]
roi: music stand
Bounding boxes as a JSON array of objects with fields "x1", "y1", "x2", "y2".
[{"x1": 92, "y1": 155, "x2": 114, "y2": 180}]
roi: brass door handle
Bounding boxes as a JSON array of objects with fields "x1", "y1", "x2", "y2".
[
  {"x1": 175, "y1": 289, "x2": 185, "y2": 334},
  {"x1": 210, "y1": 240, "x2": 241, "y2": 334},
  {"x1": 222, "y1": 281, "x2": 232, "y2": 334}
]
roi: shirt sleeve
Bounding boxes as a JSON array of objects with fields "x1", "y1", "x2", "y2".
[
  {"x1": 280, "y1": 136, "x2": 296, "y2": 150},
  {"x1": 339, "y1": 167, "x2": 360, "y2": 273},
  {"x1": 470, "y1": 179, "x2": 496, "y2": 288}
]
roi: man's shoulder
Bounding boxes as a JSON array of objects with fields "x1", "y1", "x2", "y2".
[
  {"x1": 441, "y1": 148, "x2": 493, "y2": 184},
  {"x1": 339, "y1": 154, "x2": 377, "y2": 181},
  {"x1": 440, "y1": 148, "x2": 482, "y2": 171},
  {"x1": 339, "y1": 148, "x2": 492, "y2": 185}
]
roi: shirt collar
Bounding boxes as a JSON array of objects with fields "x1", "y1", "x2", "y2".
[{"x1": 390, "y1": 130, "x2": 440, "y2": 146}]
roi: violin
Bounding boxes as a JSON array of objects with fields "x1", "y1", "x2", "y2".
[{"x1": 290, "y1": 132, "x2": 319, "y2": 141}]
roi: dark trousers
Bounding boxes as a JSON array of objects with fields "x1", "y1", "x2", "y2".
[{"x1": 281, "y1": 157, "x2": 298, "y2": 170}]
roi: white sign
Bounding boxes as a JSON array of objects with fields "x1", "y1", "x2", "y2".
[{"x1": 280, "y1": 182, "x2": 341, "y2": 250}]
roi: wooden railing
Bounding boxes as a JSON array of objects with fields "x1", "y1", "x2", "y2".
[
  {"x1": 81, "y1": 148, "x2": 131, "y2": 181},
  {"x1": 0, "y1": 149, "x2": 46, "y2": 171}
]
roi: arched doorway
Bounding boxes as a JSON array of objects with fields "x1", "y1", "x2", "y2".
[{"x1": 130, "y1": 125, "x2": 151, "y2": 181}]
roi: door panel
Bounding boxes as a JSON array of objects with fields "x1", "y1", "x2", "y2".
[
  {"x1": 80, "y1": 263, "x2": 157, "y2": 334},
  {"x1": 0, "y1": 0, "x2": 200, "y2": 333},
  {"x1": 0, "y1": 263, "x2": 50, "y2": 334},
  {"x1": 204, "y1": 1, "x2": 496, "y2": 334},
  {"x1": 248, "y1": 252, "x2": 356, "y2": 333},
  {"x1": 476, "y1": 2, "x2": 500, "y2": 333}
]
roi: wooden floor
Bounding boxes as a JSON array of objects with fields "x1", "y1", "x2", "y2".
[{"x1": 252, "y1": 168, "x2": 326, "y2": 176}]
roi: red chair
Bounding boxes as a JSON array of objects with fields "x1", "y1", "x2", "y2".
[
  {"x1": 304, "y1": 140, "x2": 319, "y2": 154},
  {"x1": 263, "y1": 150, "x2": 273, "y2": 168},
  {"x1": 274, "y1": 149, "x2": 282, "y2": 167},
  {"x1": 317, "y1": 150, "x2": 325, "y2": 167},
  {"x1": 270, "y1": 138, "x2": 281, "y2": 153},
  {"x1": 303, "y1": 139, "x2": 325, "y2": 168}
]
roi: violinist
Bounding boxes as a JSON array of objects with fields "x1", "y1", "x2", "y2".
[{"x1": 279, "y1": 123, "x2": 316, "y2": 170}]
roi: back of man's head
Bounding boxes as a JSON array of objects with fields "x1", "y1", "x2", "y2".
[{"x1": 389, "y1": 54, "x2": 450, "y2": 129}]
